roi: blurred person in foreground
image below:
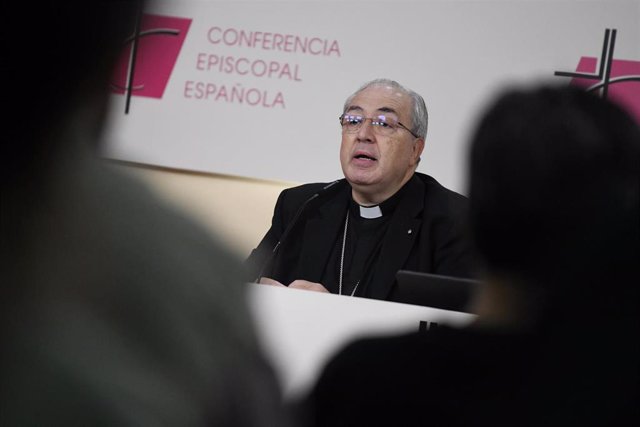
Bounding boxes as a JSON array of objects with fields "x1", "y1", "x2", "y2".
[
  {"x1": 301, "y1": 84, "x2": 639, "y2": 426},
  {"x1": 1, "y1": 3, "x2": 287, "y2": 426}
]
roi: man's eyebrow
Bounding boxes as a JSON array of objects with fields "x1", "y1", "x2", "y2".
[
  {"x1": 377, "y1": 107, "x2": 398, "y2": 115},
  {"x1": 345, "y1": 105, "x2": 363, "y2": 113}
]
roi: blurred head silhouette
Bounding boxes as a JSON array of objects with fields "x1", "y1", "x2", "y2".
[
  {"x1": 1, "y1": 4, "x2": 289, "y2": 425},
  {"x1": 2, "y1": 0, "x2": 146, "y2": 315},
  {"x1": 3, "y1": 2, "x2": 142, "y2": 185},
  {"x1": 467, "y1": 84, "x2": 639, "y2": 325}
]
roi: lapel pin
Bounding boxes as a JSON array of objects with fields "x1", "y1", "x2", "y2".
[{"x1": 407, "y1": 229, "x2": 412, "y2": 234}]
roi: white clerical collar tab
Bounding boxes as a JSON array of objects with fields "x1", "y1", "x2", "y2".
[{"x1": 359, "y1": 204, "x2": 383, "y2": 219}]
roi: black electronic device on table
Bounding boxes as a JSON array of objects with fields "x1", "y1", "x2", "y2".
[{"x1": 391, "y1": 270, "x2": 483, "y2": 313}]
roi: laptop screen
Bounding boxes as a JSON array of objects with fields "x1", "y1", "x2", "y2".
[{"x1": 390, "y1": 270, "x2": 483, "y2": 313}]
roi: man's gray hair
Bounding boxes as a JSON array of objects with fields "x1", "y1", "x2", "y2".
[{"x1": 342, "y1": 78, "x2": 428, "y2": 140}]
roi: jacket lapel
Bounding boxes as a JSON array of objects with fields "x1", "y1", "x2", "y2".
[
  {"x1": 367, "y1": 176, "x2": 425, "y2": 300},
  {"x1": 296, "y1": 184, "x2": 350, "y2": 282}
]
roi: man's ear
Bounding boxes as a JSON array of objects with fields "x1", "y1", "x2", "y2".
[{"x1": 411, "y1": 138, "x2": 425, "y2": 166}]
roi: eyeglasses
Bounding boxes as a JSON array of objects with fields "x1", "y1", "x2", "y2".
[{"x1": 339, "y1": 113, "x2": 419, "y2": 139}]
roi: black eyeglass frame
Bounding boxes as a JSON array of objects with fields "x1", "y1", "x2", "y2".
[{"x1": 338, "y1": 113, "x2": 420, "y2": 139}]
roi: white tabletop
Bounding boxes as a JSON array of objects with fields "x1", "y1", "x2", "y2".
[{"x1": 245, "y1": 283, "x2": 476, "y2": 398}]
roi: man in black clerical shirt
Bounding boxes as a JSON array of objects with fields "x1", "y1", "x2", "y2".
[{"x1": 246, "y1": 78, "x2": 476, "y2": 300}]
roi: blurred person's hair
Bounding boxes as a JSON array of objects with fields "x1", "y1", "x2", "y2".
[
  {"x1": 467, "y1": 84, "x2": 639, "y2": 311},
  {"x1": 2, "y1": 2, "x2": 143, "y2": 184}
]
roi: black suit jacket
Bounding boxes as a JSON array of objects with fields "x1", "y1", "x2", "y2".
[{"x1": 246, "y1": 173, "x2": 477, "y2": 300}]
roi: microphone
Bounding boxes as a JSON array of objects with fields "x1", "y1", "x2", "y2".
[{"x1": 254, "y1": 179, "x2": 343, "y2": 282}]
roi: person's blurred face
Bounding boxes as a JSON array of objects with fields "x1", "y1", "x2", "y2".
[{"x1": 340, "y1": 84, "x2": 424, "y2": 205}]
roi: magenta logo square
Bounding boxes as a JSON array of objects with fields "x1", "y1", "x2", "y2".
[
  {"x1": 554, "y1": 29, "x2": 640, "y2": 124},
  {"x1": 111, "y1": 14, "x2": 191, "y2": 107},
  {"x1": 570, "y1": 57, "x2": 640, "y2": 123}
]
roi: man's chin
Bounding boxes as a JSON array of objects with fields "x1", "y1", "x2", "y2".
[
  {"x1": 345, "y1": 175, "x2": 379, "y2": 188},
  {"x1": 345, "y1": 176, "x2": 383, "y2": 196},
  {"x1": 344, "y1": 166, "x2": 380, "y2": 184}
]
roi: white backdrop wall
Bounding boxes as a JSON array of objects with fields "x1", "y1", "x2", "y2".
[{"x1": 103, "y1": 0, "x2": 640, "y2": 195}]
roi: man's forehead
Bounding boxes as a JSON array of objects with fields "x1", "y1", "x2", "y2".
[{"x1": 346, "y1": 85, "x2": 411, "y2": 115}]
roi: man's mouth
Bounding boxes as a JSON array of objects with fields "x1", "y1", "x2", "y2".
[{"x1": 354, "y1": 153, "x2": 377, "y2": 161}]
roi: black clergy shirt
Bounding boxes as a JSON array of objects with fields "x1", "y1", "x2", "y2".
[{"x1": 321, "y1": 183, "x2": 408, "y2": 296}]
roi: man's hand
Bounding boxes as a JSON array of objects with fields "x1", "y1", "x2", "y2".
[
  {"x1": 258, "y1": 277, "x2": 286, "y2": 287},
  {"x1": 288, "y1": 280, "x2": 330, "y2": 293},
  {"x1": 258, "y1": 277, "x2": 330, "y2": 293}
]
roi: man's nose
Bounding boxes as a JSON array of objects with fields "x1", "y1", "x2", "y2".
[{"x1": 356, "y1": 119, "x2": 375, "y2": 142}]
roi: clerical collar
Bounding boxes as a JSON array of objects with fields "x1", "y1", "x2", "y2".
[{"x1": 359, "y1": 204, "x2": 383, "y2": 219}]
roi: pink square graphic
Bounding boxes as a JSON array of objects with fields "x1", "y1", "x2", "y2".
[
  {"x1": 570, "y1": 57, "x2": 640, "y2": 123},
  {"x1": 111, "y1": 14, "x2": 191, "y2": 99}
]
